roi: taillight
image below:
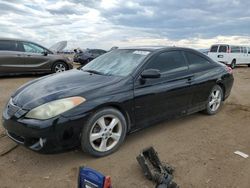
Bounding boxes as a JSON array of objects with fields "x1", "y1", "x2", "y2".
[{"x1": 225, "y1": 66, "x2": 233, "y2": 74}]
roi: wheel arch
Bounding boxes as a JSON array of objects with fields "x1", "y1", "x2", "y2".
[
  {"x1": 232, "y1": 58, "x2": 236, "y2": 63},
  {"x1": 92, "y1": 102, "x2": 132, "y2": 133},
  {"x1": 51, "y1": 60, "x2": 69, "y2": 72},
  {"x1": 216, "y1": 81, "x2": 226, "y2": 101}
]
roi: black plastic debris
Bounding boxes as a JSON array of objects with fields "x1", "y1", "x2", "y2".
[{"x1": 136, "y1": 147, "x2": 179, "y2": 188}]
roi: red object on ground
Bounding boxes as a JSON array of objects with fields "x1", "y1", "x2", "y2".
[{"x1": 103, "y1": 176, "x2": 112, "y2": 188}]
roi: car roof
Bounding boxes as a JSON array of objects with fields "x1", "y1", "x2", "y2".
[
  {"x1": 0, "y1": 37, "x2": 53, "y2": 53},
  {"x1": 119, "y1": 46, "x2": 198, "y2": 52},
  {"x1": 0, "y1": 37, "x2": 34, "y2": 43}
]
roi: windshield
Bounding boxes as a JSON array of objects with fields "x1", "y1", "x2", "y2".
[{"x1": 81, "y1": 49, "x2": 151, "y2": 76}]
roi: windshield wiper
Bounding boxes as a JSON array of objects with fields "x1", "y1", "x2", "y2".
[{"x1": 83, "y1": 69, "x2": 104, "y2": 75}]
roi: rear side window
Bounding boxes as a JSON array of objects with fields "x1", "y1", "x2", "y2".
[
  {"x1": 210, "y1": 45, "x2": 218, "y2": 52},
  {"x1": 0, "y1": 40, "x2": 20, "y2": 51},
  {"x1": 146, "y1": 51, "x2": 188, "y2": 74},
  {"x1": 231, "y1": 46, "x2": 241, "y2": 53},
  {"x1": 185, "y1": 52, "x2": 210, "y2": 69},
  {"x1": 243, "y1": 47, "x2": 247, "y2": 54},
  {"x1": 218, "y1": 45, "x2": 228, "y2": 53},
  {"x1": 22, "y1": 42, "x2": 45, "y2": 54}
]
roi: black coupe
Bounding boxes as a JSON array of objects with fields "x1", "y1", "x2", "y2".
[{"x1": 2, "y1": 47, "x2": 234, "y2": 157}]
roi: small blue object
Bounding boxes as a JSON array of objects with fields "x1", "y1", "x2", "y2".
[{"x1": 78, "y1": 166, "x2": 106, "y2": 188}]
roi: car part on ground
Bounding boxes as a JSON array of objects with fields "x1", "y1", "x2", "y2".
[
  {"x1": 78, "y1": 166, "x2": 112, "y2": 188},
  {"x1": 2, "y1": 47, "x2": 234, "y2": 156},
  {"x1": 137, "y1": 147, "x2": 178, "y2": 188},
  {"x1": 0, "y1": 38, "x2": 73, "y2": 75}
]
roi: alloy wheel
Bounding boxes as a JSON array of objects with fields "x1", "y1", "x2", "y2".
[
  {"x1": 209, "y1": 88, "x2": 222, "y2": 112},
  {"x1": 55, "y1": 64, "x2": 66, "y2": 73},
  {"x1": 89, "y1": 115, "x2": 122, "y2": 152}
]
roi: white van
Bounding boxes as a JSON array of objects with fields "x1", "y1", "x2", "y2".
[{"x1": 208, "y1": 44, "x2": 250, "y2": 68}]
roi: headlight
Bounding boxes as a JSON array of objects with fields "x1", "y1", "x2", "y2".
[{"x1": 25, "y1": 96, "x2": 86, "y2": 120}]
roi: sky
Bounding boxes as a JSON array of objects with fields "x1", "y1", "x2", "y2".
[{"x1": 0, "y1": 0, "x2": 250, "y2": 50}]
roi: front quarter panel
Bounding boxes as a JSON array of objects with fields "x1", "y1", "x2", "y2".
[{"x1": 61, "y1": 80, "x2": 135, "y2": 129}]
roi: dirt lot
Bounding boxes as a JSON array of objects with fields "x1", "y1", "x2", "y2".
[{"x1": 0, "y1": 67, "x2": 250, "y2": 188}]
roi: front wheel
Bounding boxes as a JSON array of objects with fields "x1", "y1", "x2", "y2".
[
  {"x1": 204, "y1": 85, "x2": 223, "y2": 115},
  {"x1": 52, "y1": 62, "x2": 68, "y2": 73},
  {"x1": 230, "y1": 59, "x2": 236, "y2": 69},
  {"x1": 81, "y1": 108, "x2": 127, "y2": 157}
]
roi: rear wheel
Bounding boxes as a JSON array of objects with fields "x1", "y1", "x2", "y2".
[
  {"x1": 230, "y1": 59, "x2": 236, "y2": 69},
  {"x1": 81, "y1": 108, "x2": 127, "y2": 157},
  {"x1": 52, "y1": 61, "x2": 68, "y2": 73},
  {"x1": 204, "y1": 85, "x2": 223, "y2": 115}
]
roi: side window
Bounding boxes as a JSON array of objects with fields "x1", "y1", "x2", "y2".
[
  {"x1": 218, "y1": 45, "x2": 228, "y2": 53},
  {"x1": 243, "y1": 47, "x2": 247, "y2": 54},
  {"x1": 145, "y1": 51, "x2": 188, "y2": 74},
  {"x1": 0, "y1": 40, "x2": 20, "y2": 51},
  {"x1": 231, "y1": 46, "x2": 241, "y2": 53},
  {"x1": 22, "y1": 42, "x2": 45, "y2": 54},
  {"x1": 210, "y1": 45, "x2": 218, "y2": 52},
  {"x1": 185, "y1": 51, "x2": 210, "y2": 69}
]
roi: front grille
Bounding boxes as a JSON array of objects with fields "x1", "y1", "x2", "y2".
[
  {"x1": 6, "y1": 98, "x2": 26, "y2": 118},
  {"x1": 7, "y1": 99, "x2": 20, "y2": 117}
]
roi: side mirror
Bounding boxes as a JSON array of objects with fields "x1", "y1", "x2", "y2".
[
  {"x1": 42, "y1": 51, "x2": 48, "y2": 56},
  {"x1": 141, "y1": 69, "x2": 161, "y2": 79}
]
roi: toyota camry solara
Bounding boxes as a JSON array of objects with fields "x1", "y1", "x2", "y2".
[{"x1": 2, "y1": 47, "x2": 234, "y2": 157}]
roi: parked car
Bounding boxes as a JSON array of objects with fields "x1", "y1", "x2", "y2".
[
  {"x1": 208, "y1": 44, "x2": 250, "y2": 69},
  {"x1": 2, "y1": 47, "x2": 234, "y2": 157},
  {"x1": 0, "y1": 38, "x2": 73, "y2": 75},
  {"x1": 74, "y1": 49, "x2": 107, "y2": 65}
]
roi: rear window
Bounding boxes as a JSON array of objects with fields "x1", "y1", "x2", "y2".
[
  {"x1": 210, "y1": 45, "x2": 218, "y2": 52},
  {"x1": 0, "y1": 40, "x2": 20, "y2": 51},
  {"x1": 185, "y1": 52, "x2": 210, "y2": 69},
  {"x1": 218, "y1": 45, "x2": 228, "y2": 53}
]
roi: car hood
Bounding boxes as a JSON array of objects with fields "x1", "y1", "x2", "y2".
[
  {"x1": 12, "y1": 69, "x2": 123, "y2": 110},
  {"x1": 49, "y1": 41, "x2": 67, "y2": 52}
]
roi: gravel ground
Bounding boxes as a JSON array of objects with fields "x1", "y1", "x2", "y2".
[{"x1": 0, "y1": 67, "x2": 250, "y2": 188}]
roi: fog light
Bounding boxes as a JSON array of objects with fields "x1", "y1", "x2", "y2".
[{"x1": 39, "y1": 138, "x2": 44, "y2": 147}]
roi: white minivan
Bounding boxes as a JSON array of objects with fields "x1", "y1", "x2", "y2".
[{"x1": 208, "y1": 44, "x2": 250, "y2": 68}]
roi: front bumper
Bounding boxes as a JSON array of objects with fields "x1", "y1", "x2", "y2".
[{"x1": 2, "y1": 107, "x2": 89, "y2": 153}]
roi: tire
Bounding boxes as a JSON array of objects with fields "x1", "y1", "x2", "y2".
[
  {"x1": 248, "y1": 64, "x2": 250, "y2": 67},
  {"x1": 81, "y1": 108, "x2": 127, "y2": 157},
  {"x1": 204, "y1": 85, "x2": 223, "y2": 115},
  {"x1": 230, "y1": 59, "x2": 236, "y2": 69},
  {"x1": 52, "y1": 61, "x2": 68, "y2": 73}
]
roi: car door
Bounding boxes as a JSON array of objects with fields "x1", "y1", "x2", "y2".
[
  {"x1": 133, "y1": 50, "x2": 194, "y2": 128},
  {"x1": 183, "y1": 51, "x2": 218, "y2": 113},
  {"x1": 247, "y1": 48, "x2": 250, "y2": 64},
  {"x1": 19, "y1": 41, "x2": 50, "y2": 72},
  {"x1": 0, "y1": 40, "x2": 28, "y2": 74},
  {"x1": 231, "y1": 46, "x2": 241, "y2": 64},
  {"x1": 242, "y1": 47, "x2": 249, "y2": 64}
]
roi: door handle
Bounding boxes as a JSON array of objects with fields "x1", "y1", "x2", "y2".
[{"x1": 186, "y1": 76, "x2": 194, "y2": 84}]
